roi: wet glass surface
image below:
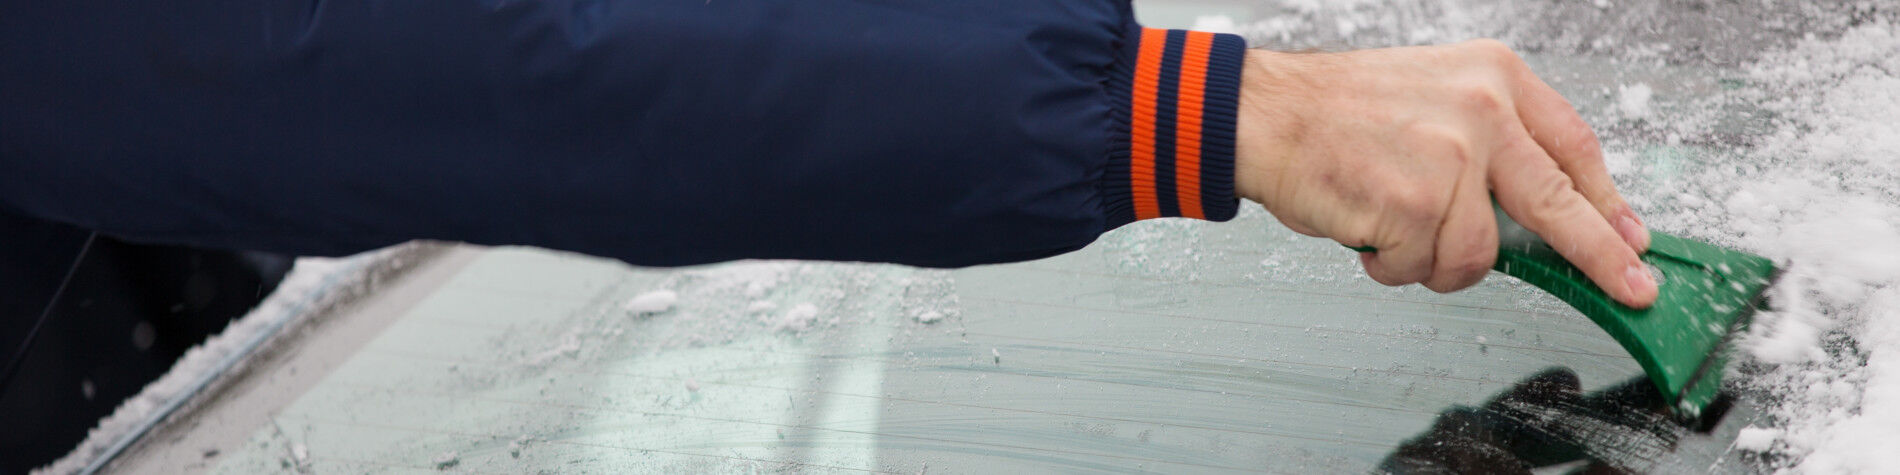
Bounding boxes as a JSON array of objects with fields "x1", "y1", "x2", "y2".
[{"x1": 157, "y1": 1, "x2": 1828, "y2": 473}]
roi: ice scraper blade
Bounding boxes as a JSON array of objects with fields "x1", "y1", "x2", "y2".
[{"x1": 1349, "y1": 207, "x2": 1778, "y2": 423}]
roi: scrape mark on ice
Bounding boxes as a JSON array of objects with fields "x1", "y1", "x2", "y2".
[
  {"x1": 431, "y1": 451, "x2": 459, "y2": 469},
  {"x1": 508, "y1": 436, "x2": 530, "y2": 458},
  {"x1": 526, "y1": 329, "x2": 584, "y2": 365}
]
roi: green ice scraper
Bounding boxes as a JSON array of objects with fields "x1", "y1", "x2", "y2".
[{"x1": 1349, "y1": 206, "x2": 1779, "y2": 422}]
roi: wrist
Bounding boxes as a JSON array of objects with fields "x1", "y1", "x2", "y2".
[{"x1": 1234, "y1": 49, "x2": 1309, "y2": 208}]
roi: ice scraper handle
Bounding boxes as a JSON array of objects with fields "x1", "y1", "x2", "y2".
[
  {"x1": 1339, "y1": 203, "x2": 1708, "y2": 315},
  {"x1": 1343, "y1": 204, "x2": 1631, "y2": 309}
]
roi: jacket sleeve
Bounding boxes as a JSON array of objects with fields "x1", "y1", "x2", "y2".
[{"x1": 0, "y1": 0, "x2": 1248, "y2": 268}]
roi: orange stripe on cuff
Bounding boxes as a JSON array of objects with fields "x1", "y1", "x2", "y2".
[
  {"x1": 1173, "y1": 31, "x2": 1213, "y2": 220},
  {"x1": 1129, "y1": 28, "x2": 1166, "y2": 221}
]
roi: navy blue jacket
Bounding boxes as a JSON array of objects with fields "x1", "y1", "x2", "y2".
[{"x1": 2, "y1": 0, "x2": 1247, "y2": 268}]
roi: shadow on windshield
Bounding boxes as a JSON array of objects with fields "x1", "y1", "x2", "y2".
[{"x1": 1378, "y1": 367, "x2": 1733, "y2": 475}]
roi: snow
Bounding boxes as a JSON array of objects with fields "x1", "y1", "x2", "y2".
[
  {"x1": 1223, "y1": 1, "x2": 1900, "y2": 470},
  {"x1": 622, "y1": 289, "x2": 678, "y2": 315},
  {"x1": 1734, "y1": 426, "x2": 1780, "y2": 452},
  {"x1": 775, "y1": 303, "x2": 820, "y2": 333},
  {"x1": 1615, "y1": 83, "x2": 1653, "y2": 120},
  {"x1": 914, "y1": 310, "x2": 944, "y2": 324},
  {"x1": 1698, "y1": 20, "x2": 1900, "y2": 473}
]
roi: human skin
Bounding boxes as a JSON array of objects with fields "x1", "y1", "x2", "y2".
[{"x1": 1231, "y1": 39, "x2": 1660, "y2": 308}]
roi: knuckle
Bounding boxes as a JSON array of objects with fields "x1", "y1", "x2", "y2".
[
  {"x1": 1411, "y1": 124, "x2": 1476, "y2": 168},
  {"x1": 1527, "y1": 172, "x2": 1580, "y2": 221},
  {"x1": 1561, "y1": 129, "x2": 1605, "y2": 161},
  {"x1": 1458, "y1": 84, "x2": 1512, "y2": 116},
  {"x1": 1388, "y1": 183, "x2": 1444, "y2": 223},
  {"x1": 1343, "y1": 218, "x2": 1381, "y2": 245},
  {"x1": 1462, "y1": 38, "x2": 1519, "y2": 65}
]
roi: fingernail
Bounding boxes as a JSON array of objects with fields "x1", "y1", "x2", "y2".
[
  {"x1": 1615, "y1": 213, "x2": 1650, "y2": 250},
  {"x1": 1625, "y1": 262, "x2": 1658, "y2": 302}
]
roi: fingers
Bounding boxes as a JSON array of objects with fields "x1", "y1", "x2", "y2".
[
  {"x1": 1490, "y1": 135, "x2": 1659, "y2": 308},
  {"x1": 1358, "y1": 203, "x2": 1439, "y2": 287},
  {"x1": 1361, "y1": 243, "x2": 1432, "y2": 287},
  {"x1": 1512, "y1": 71, "x2": 1650, "y2": 251},
  {"x1": 1423, "y1": 174, "x2": 1497, "y2": 293}
]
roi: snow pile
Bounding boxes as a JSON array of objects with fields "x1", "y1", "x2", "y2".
[{"x1": 1696, "y1": 21, "x2": 1900, "y2": 473}]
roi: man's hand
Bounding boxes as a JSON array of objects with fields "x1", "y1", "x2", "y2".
[{"x1": 1233, "y1": 40, "x2": 1658, "y2": 308}]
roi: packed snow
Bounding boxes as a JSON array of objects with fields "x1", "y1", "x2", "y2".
[{"x1": 621, "y1": 289, "x2": 679, "y2": 315}]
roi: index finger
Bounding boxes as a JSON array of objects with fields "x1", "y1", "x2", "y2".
[
  {"x1": 1490, "y1": 136, "x2": 1659, "y2": 308},
  {"x1": 1511, "y1": 67, "x2": 1651, "y2": 252}
]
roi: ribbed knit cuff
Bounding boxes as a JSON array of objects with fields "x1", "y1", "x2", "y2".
[{"x1": 1102, "y1": 28, "x2": 1246, "y2": 229}]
